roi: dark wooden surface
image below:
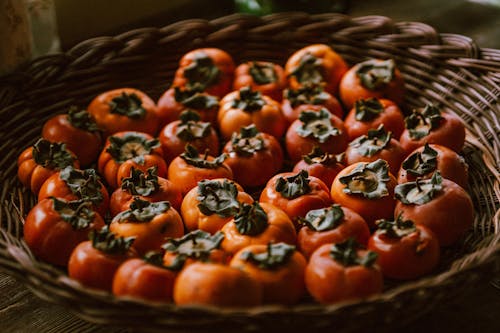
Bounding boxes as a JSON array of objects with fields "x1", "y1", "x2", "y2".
[{"x1": 1, "y1": 1, "x2": 499, "y2": 332}]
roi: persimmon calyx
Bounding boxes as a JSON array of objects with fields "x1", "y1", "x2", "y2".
[
  {"x1": 290, "y1": 52, "x2": 324, "y2": 86},
  {"x1": 303, "y1": 146, "x2": 343, "y2": 166},
  {"x1": 285, "y1": 85, "x2": 330, "y2": 107},
  {"x1": 67, "y1": 106, "x2": 100, "y2": 132},
  {"x1": 32, "y1": 139, "x2": 75, "y2": 170},
  {"x1": 402, "y1": 143, "x2": 438, "y2": 176},
  {"x1": 234, "y1": 202, "x2": 269, "y2": 236},
  {"x1": 230, "y1": 124, "x2": 265, "y2": 157},
  {"x1": 175, "y1": 110, "x2": 212, "y2": 141},
  {"x1": 395, "y1": 172, "x2": 443, "y2": 205},
  {"x1": 354, "y1": 98, "x2": 384, "y2": 122},
  {"x1": 89, "y1": 226, "x2": 135, "y2": 254},
  {"x1": 60, "y1": 166, "x2": 104, "y2": 205},
  {"x1": 296, "y1": 108, "x2": 340, "y2": 143},
  {"x1": 275, "y1": 170, "x2": 311, "y2": 199},
  {"x1": 108, "y1": 92, "x2": 146, "y2": 119},
  {"x1": 52, "y1": 198, "x2": 95, "y2": 230},
  {"x1": 240, "y1": 242, "x2": 295, "y2": 269},
  {"x1": 232, "y1": 86, "x2": 266, "y2": 112},
  {"x1": 300, "y1": 204, "x2": 344, "y2": 232},
  {"x1": 115, "y1": 198, "x2": 170, "y2": 223},
  {"x1": 143, "y1": 251, "x2": 185, "y2": 271},
  {"x1": 330, "y1": 238, "x2": 378, "y2": 267},
  {"x1": 405, "y1": 104, "x2": 444, "y2": 140},
  {"x1": 375, "y1": 214, "x2": 417, "y2": 238},
  {"x1": 180, "y1": 144, "x2": 227, "y2": 169},
  {"x1": 349, "y1": 124, "x2": 392, "y2": 157},
  {"x1": 249, "y1": 62, "x2": 277, "y2": 85},
  {"x1": 356, "y1": 59, "x2": 395, "y2": 90},
  {"x1": 106, "y1": 133, "x2": 160, "y2": 163},
  {"x1": 174, "y1": 87, "x2": 219, "y2": 110},
  {"x1": 183, "y1": 52, "x2": 221, "y2": 91},
  {"x1": 162, "y1": 230, "x2": 224, "y2": 262},
  {"x1": 121, "y1": 166, "x2": 159, "y2": 196},
  {"x1": 197, "y1": 179, "x2": 240, "y2": 218},
  {"x1": 339, "y1": 159, "x2": 390, "y2": 199}
]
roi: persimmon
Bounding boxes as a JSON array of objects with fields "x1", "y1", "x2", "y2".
[
  {"x1": 109, "y1": 198, "x2": 184, "y2": 255},
  {"x1": 345, "y1": 125, "x2": 406, "y2": 176},
  {"x1": 223, "y1": 125, "x2": 284, "y2": 188},
  {"x1": 110, "y1": 166, "x2": 182, "y2": 216},
  {"x1": 221, "y1": 202, "x2": 297, "y2": 255},
  {"x1": 339, "y1": 59, "x2": 405, "y2": 110},
  {"x1": 398, "y1": 144, "x2": 468, "y2": 188},
  {"x1": 162, "y1": 230, "x2": 228, "y2": 267},
  {"x1": 156, "y1": 87, "x2": 219, "y2": 128},
  {"x1": 285, "y1": 44, "x2": 348, "y2": 95},
  {"x1": 282, "y1": 85, "x2": 343, "y2": 124},
  {"x1": 230, "y1": 243, "x2": 306, "y2": 305},
  {"x1": 331, "y1": 159, "x2": 398, "y2": 228},
  {"x1": 17, "y1": 139, "x2": 79, "y2": 195},
  {"x1": 158, "y1": 109, "x2": 219, "y2": 164},
  {"x1": 42, "y1": 106, "x2": 102, "y2": 166},
  {"x1": 260, "y1": 170, "x2": 332, "y2": 228},
  {"x1": 218, "y1": 86, "x2": 286, "y2": 140},
  {"x1": 233, "y1": 61, "x2": 286, "y2": 102},
  {"x1": 112, "y1": 252, "x2": 179, "y2": 302},
  {"x1": 68, "y1": 226, "x2": 137, "y2": 291},
  {"x1": 87, "y1": 88, "x2": 159, "y2": 137},
  {"x1": 400, "y1": 104, "x2": 466, "y2": 154},
  {"x1": 368, "y1": 215, "x2": 440, "y2": 279},
  {"x1": 24, "y1": 198, "x2": 104, "y2": 267},
  {"x1": 97, "y1": 131, "x2": 166, "y2": 189},
  {"x1": 394, "y1": 172, "x2": 474, "y2": 246},
  {"x1": 173, "y1": 48, "x2": 235, "y2": 98},
  {"x1": 38, "y1": 166, "x2": 109, "y2": 218},
  {"x1": 344, "y1": 98, "x2": 405, "y2": 141},
  {"x1": 305, "y1": 239, "x2": 383, "y2": 304},
  {"x1": 285, "y1": 108, "x2": 348, "y2": 163},
  {"x1": 167, "y1": 145, "x2": 233, "y2": 196},
  {"x1": 297, "y1": 204, "x2": 370, "y2": 259},
  {"x1": 292, "y1": 146, "x2": 345, "y2": 189},
  {"x1": 181, "y1": 178, "x2": 253, "y2": 234},
  {"x1": 173, "y1": 262, "x2": 262, "y2": 307}
]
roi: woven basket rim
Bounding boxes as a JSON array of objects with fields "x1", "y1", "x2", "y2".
[{"x1": 1, "y1": 12, "x2": 499, "y2": 329}]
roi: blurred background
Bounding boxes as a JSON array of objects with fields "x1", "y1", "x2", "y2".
[
  {"x1": 29, "y1": 0, "x2": 500, "y2": 55},
  {"x1": 2, "y1": 0, "x2": 498, "y2": 74}
]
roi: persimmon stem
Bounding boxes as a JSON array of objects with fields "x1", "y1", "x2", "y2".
[
  {"x1": 415, "y1": 179, "x2": 423, "y2": 192},
  {"x1": 189, "y1": 232, "x2": 198, "y2": 246},
  {"x1": 417, "y1": 152, "x2": 424, "y2": 164}
]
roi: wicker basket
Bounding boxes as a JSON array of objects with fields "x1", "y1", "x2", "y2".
[{"x1": 0, "y1": 13, "x2": 499, "y2": 332}]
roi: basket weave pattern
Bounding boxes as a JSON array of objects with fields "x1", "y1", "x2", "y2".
[{"x1": 0, "y1": 13, "x2": 499, "y2": 332}]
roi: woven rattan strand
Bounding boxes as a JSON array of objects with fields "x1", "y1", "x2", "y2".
[{"x1": 0, "y1": 13, "x2": 498, "y2": 332}]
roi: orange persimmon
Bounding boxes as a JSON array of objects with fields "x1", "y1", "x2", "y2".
[
  {"x1": 87, "y1": 88, "x2": 159, "y2": 137},
  {"x1": 18, "y1": 139, "x2": 79, "y2": 195},
  {"x1": 181, "y1": 178, "x2": 253, "y2": 234},
  {"x1": 331, "y1": 159, "x2": 397, "y2": 228},
  {"x1": 339, "y1": 58, "x2": 405, "y2": 110},
  {"x1": 285, "y1": 44, "x2": 348, "y2": 95},
  {"x1": 221, "y1": 202, "x2": 297, "y2": 255},
  {"x1": 233, "y1": 61, "x2": 286, "y2": 102},
  {"x1": 305, "y1": 239, "x2": 383, "y2": 304},
  {"x1": 218, "y1": 87, "x2": 286, "y2": 140},
  {"x1": 109, "y1": 198, "x2": 184, "y2": 255},
  {"x1": 167, "y1": 145, "x2": 233, "y2": 196},
  {"x1": 230, "y1": 243, "x2": 306, "y2": 305},
  {"x1": 173, "y1": 262, "x2": 262, "y2": 307}
]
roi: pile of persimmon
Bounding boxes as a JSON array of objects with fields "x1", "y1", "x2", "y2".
[{"x1": 18, "y1": 45, "x2": 473, "y2": 308}]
